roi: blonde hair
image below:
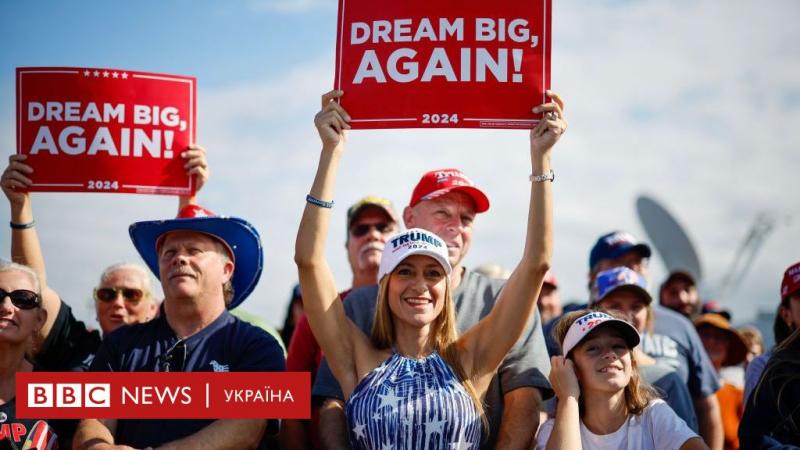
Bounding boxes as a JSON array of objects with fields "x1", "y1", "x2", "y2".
[
  {"x1": 0, "y1": 261, "x2": 41, "y2": 296},
  {"x1": 0, "y1": 262, "x2": 45, "y2": 356},
  {"x1": 553, "y1": 309, "x2": 658, "y2": 416},
  {"x1": 370, "y1": 274, "x2": 489, "y2": 434}
]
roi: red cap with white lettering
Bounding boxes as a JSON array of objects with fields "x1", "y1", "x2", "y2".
[
  {"x1": 781, "y1": 261, "x2": 800, "y2": 301},
  {"x1": 409, "y1": 168, "x2": 490, "y2": 213}
]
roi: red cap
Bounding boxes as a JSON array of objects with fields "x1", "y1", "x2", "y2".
[
  {"x1": 155, "y1": 204, "x2": 234, "y2": 259},
  {"x1": 781, "y1": 261, "x2": 800, "y2": 301},
  {"x1": 544, "y1": 270, "x2": 558, "y2": 288},
  {"x1": 177, "y1": 204, "x2": 217, "y2": 219},
  {"x1": 409, "y1": 168, "x2": 490, "y2": 213}
]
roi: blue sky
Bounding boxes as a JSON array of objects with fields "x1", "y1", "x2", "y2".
[
  {"x1": 1, "y1": 0, "x2": 798, "y2": 330},
  {"x1": 1, "y1": 1, "x2": 334, "y2": 89}
]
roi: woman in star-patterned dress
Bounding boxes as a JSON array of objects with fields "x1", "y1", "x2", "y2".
[{"x1": 295, "y1": 90, "x2": 565, "y2": 449}]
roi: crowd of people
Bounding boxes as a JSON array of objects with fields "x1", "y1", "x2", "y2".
[{"x1": 0, "y1": 90, "x2": 797, "y2": 450}]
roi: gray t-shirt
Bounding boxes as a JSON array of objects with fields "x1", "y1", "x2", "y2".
[
  {"x1": 642, "y1": 305, "x2": 720, "y2": 400},
  {"x1": 312, "y1": 268, "x2": 553, "y2": 449}
]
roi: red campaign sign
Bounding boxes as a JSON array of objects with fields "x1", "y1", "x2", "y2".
[
  {"x1": 16, "y1": 372, "x2": 310, "y2": 419},
  {"x1": 334, "y1": 0, "x2": 552, "y2": 129},
  {"x1": 16, "y1": 67, "x2": 196, "y2": 195}
]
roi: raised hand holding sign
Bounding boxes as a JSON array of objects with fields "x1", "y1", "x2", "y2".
[
  {"x1": 335, "y1": 0, "x2": 552, "y2": 129},
  {"x1": 16, "y1": 67, "x2": 196, "y2": 195}
]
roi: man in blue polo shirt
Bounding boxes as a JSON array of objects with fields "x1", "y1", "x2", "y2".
[{"x1": 73, "y1": 205, "x2": 285, "y2": 450}]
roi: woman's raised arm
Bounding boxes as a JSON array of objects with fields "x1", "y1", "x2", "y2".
[
  {"x1": 459, "y1": 91, "x2": 566, "y2": 383},
  {"x1": 294, "y1": 90, "x2": 363, "y2": 394},
  {"x1": 2, "y1": 154, "x2": 60, "y2": 341}
]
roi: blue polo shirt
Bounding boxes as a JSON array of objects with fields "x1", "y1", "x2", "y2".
[{"x1": 90, "y1": 309, "x2": 285, "y2": 448}]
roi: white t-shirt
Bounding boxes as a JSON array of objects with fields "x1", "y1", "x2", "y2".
[{"x1": 536, "y1": 399, "x2": 698, "y2": 450}]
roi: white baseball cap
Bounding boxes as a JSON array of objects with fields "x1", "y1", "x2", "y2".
[
  {"x1": 561, "y1": 311, "x2": 640, "y2": 356},
  {"x1": 378, "y1": 228, "x2": 451, "y2": 281}
]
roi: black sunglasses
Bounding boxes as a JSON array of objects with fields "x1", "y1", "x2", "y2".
[
  {"x1": 350, "y1": 222, "x2": 392, "y2": 238},
  {"x1": 94, "y1": 287, "x2": 145, "y2": 304},
  {"x1": 158, "y1": 339, "x2": 186, "y2": 372},
  {"x1": 0, "y1": 288, "x2": 40, "y2": 310}
]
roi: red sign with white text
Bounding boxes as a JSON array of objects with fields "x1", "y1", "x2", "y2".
[
  {"x1": 16, "y1": 372, "x2": 310, "y2": 419},
  {"x1": 16, "y1": 67, "x2": 196, "y2": 195},
  {"x1": 335, "y1": 0, "x2": 552, "y2": 129}
]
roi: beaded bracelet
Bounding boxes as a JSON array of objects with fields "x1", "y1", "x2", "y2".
[{"x1": 529, "y1": 169, "x2": 555, "y2": 183}]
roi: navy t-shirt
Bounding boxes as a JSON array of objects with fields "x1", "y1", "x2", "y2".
[{"x1": 90, "y1": 309, "x2": 285, "y2": 448}]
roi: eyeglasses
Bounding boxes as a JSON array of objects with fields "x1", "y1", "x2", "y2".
[
  {"x1": 0, "y1": 288, "x2": 40, "y2": 310},
  {"x1": 350, "y1": 222, "x2": 392, "y2": 238},
  {"x1": 158, "y1": 339, "x2": 186, "y2": 372},
  {"x1": 94, "y1": 287, "x2": 145, "y2": 304}
]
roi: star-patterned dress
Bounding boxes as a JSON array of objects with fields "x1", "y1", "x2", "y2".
[{"x1": 345, "y1": 351, "x2": 481, "y2": 449}]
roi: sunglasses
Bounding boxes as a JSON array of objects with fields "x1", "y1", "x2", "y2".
[
  {"x1": 0, "y1": 288, "x2": 40, "y2": 310},
  {"x1": 158, "y1": 339, "x2": 186, "y2": 372},
  {"x1": 350, "y1": 222, "x2": 392, "y2": 238},
  {"x1": 94, "y1": 287, "x2": 145, "y2": 304}
]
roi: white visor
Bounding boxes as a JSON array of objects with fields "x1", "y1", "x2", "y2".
[
  {"x1": 378, "y1": 228, "x2": 451, "y2": 281},
  {"x1": 561, "y1": 311, "x2": 640, "y2": 356}
]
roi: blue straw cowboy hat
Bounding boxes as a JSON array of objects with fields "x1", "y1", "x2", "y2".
[{"x1": 129, "y1": 204, "x2": 263, "y2": 309}]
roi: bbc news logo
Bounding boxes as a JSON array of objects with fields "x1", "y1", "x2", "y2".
[
  {"x1": 17, "y1": 372, "x2": 310, "y2": 419},
  {"x1": 28, "y1": 383, "x2": 111, "y2": 408},
  {"x1": 29, "y1": 383, "x2": 192, "y2": 408}
]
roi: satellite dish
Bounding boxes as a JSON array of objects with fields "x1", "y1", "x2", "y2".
[{"x1": 636, "y1": 194, "x2": 703, "y2": 284}]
